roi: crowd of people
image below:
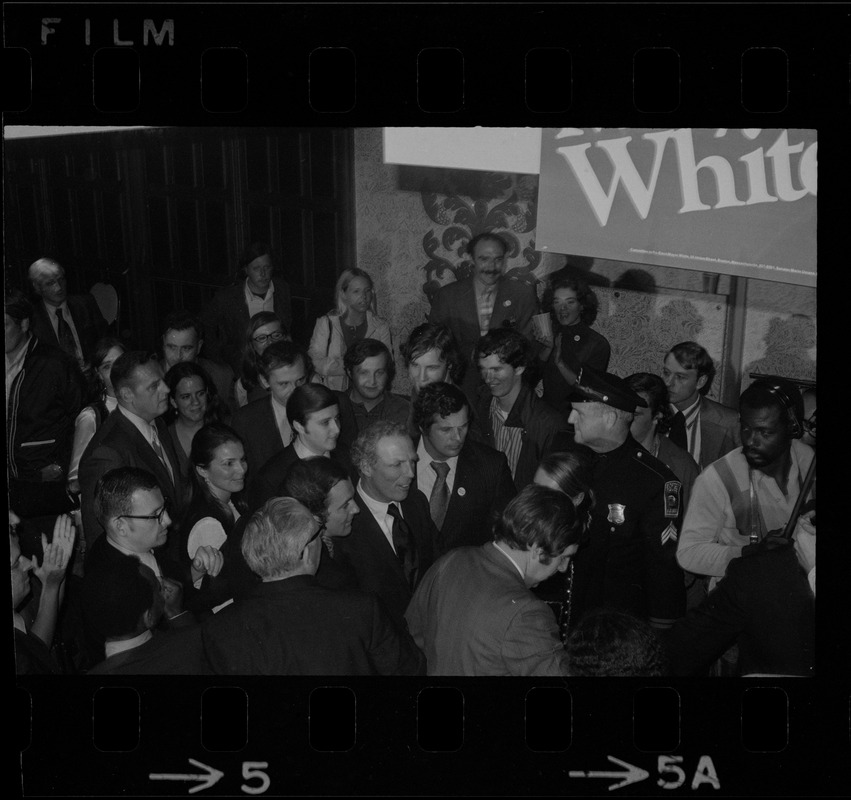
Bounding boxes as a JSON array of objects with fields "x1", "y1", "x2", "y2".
[{"x1": 8, "y1": 235, "x2": 816, "y2": 677}]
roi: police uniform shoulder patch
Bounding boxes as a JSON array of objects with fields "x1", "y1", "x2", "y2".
[{"x1": 663, "y1": 480, "x2": 682, "y2": 518}]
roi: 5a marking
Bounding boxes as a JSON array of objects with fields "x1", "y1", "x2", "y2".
[
  {"x1": 569, "y1": 754, "x2": 720, "y2": 792},
  {"x1": 149, "y1": 760, "x2": 271, "y2": 795}
]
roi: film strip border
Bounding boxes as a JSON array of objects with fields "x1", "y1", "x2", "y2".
[
  {"x1": 15, "y1": 677, "x2": 851, "y2": 795},
  {"x1": 3, "y1": 3, "x2": 849, "y2": 124}
]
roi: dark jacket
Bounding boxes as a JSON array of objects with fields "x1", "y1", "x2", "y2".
[
  {"x1": 470, "y1": 382, "x2": 571, "y2": 491},
  {"x1": 416, "y1": 437, "x2": 516, "y2": 557},
  {"x1": 87, "y1": 626, "x2": 209, "y2": 675},
  {"x1": 429, "y1": 273, "x2": 539, "y2": 402},
  {"x1": 7, "y1": 336, "x2": 86, "y2": 483},
  {"x1": 334, "y1": 487, "x2": 437, "y2": 631},
  {"x1": 200, "y1": 277, "x2": 293, "y2": 374},
  {"x1": 79, "y1": 408, "x2": 186, "y2": 553},
  {"x1": 201, "y1": 575, "x2": 425, "y2": 675},
  {"x1": 570, "y1": 436, "x2": 686, "y2": 628},
  {"x1": 30, "y1": 294, "x2": 108, "y2": 367},
  {"x1": 665, "y1": 546, "x2": 814, "y2": 676},
  {"x1": 231, "y1": 395, "x2": 290, "y2": 489}
]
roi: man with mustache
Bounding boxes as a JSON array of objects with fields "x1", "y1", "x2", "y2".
[
  {"x1": 676, "y1": 377, "x2": 814, "y2": 592},
  {"x1": 429, "y1": 232, "x2": 539, "y2": 404}
]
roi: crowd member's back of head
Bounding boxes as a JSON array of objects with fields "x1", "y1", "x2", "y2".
[
  {"x1": 565, "y1": 608, "x2": 669, "y2": 676},
  {"x1": 534, "y1": 450, "x2": 595, "y2": 532},
  {"x1": 494, "y1": 484, "x2": 585, "y2": 560}
]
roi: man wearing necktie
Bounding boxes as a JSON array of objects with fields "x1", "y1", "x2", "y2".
[
  {"x1": 413, "y1": 382, "x2": 516, "y2": 558},
  {"x1": 333, "y1": 420, "x2": 436, "y2": 631},
  {"x1": 79, "y1": 352, "x2": 186, "y2": 558},
  {"x1": 27, "y1": 257, "x2": 108, "y2": 370},
  {"x1": 662, "y1": 341, "x2": 740, "y2": 470}
]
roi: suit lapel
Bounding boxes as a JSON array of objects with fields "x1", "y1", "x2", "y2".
[
  {"x1": 116, "y1": 414, "x2": 177, "y2": 495},
  {"x1": 354, "y1": 493, "x2": 409, "y2": 588}
]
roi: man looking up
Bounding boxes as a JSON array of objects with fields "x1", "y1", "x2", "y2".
[
  {"x1": 662, "y1": 341, "x2": 740, "y2": 469},
  {"x1": 567, "y1": 368, "x2": 686, "y2": 630},
  {"x1": 471, "y1": 328, "x2": 568, "y2": 491},
  {"x1": 677, "y1": 377, "x2": 815, "y2": 588}
]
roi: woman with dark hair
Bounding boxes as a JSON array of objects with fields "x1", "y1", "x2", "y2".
[
  {"x1": 164, "y1": 361, "x2": 224, "y2": 484},
  {"x1": 532, "y1": 448, "x2": 597, "y2": 638},
  {"x1": 199, "y1": 241, "x2": 293, "y2": 374},
  {"x1": 178, "y1": 423, "x2": 248, "y2": 607},
  {"x1": 536, "y1": 274, "x2": 612, "y2": 419},
  {"x1": 67, "y1": 337, "x2": 125, "y2": 496},
  {"x1": 246, "y1": 382, "x2": 349, "y2": 511},
  {"x1": 236, "y1": 311, "x2": 289, "y2": 407},
  {"x1": 308, "y1": 267, "x2": 393, "y2": 390}
]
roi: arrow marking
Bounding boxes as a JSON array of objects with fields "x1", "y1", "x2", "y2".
[
  {"x1": 149, "y1": 758, "x2": 224, "y2": 794},
  {"x1": 569, "y1": 755, "x2": 650, "y2": 791}
]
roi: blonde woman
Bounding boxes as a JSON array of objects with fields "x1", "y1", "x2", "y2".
[{"x1": 308, "y1": 268, "x2": 392, "y2": 391}]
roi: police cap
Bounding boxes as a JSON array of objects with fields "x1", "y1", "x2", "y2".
[{"x1": 572, "y1": 366, "x2": 648, "y2": 412}]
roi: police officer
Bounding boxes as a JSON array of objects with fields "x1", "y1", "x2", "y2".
[{"x1": 567, "y1": 367, "x2": 686, "y2": 630}]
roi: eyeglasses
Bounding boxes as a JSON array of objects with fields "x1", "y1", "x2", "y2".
[
  {"x1": 117, "y1": 503, "x2": 169, "y2": 524},
  {"x1": 802, "y1": 412, "x2": 816, "y2": 436},
  {"x1": 253, "y1": 330, "x2": 285, "y2": 345}
]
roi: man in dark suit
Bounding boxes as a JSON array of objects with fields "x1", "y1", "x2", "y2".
[
  {"x1": 429, "y1": 232, "x2": 539, "y2": 403},
  {"x1": 159, "y1": 310, "x2": 236, "y2": 413},
  {"x1": 662, "y1": 341, "x2": 740, "y2": 469},
  {"x1": 334, "y1": 420, "x2": 437, "y2": 631},
  {"x1": 412, "y1": 382, "x2": 516, "y2": 557},
  {"x1": 202, "y1": 497, "x2": 425, "y2": 675},
  {"x1": 27, "y1": 257, "x2": 108, "y2": 370},
  {"x1": 231, "y1": 341, "x2": 308, "y2": 483},
  {"x1": 83, "y1": 550, "x2": 208, "y2": 675},
  {"x1": 81, "y1": 467, "x2": 222, "y2": 668},
  {"x1": 405, "y1": 484, "x2": 582, "y2": 676},
  {"x1": 78, "y1": 352, "x2": 186, "y2": 553},
  {"x1": 199, "y1": 242, "x2": 293, "y2": 374}
]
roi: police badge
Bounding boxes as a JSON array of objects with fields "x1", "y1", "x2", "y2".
[{"x1": 607, "y1": 504, "x2": 626, "y2": 524}]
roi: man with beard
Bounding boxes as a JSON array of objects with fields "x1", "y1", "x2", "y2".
[{"x1": 676, "y1": 378, "x2": 814, "y2": 590}]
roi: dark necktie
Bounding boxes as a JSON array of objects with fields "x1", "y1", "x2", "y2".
[
  {"x1": 429, "y1": 461, "x2": 451, "y2": 530},
  {"x1": 55, "y1": 307, "x2": 77, "y2": 358},
  {"x1": 387, "y1": 502, "x2": 416, "y2": 587},
  {"x1": 669, "y1": 410, "x2": 687, "y2": 450}
]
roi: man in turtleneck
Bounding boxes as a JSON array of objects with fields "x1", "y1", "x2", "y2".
[{"x1": 566, "y1": 367, "x2": 686, "y2": 631}]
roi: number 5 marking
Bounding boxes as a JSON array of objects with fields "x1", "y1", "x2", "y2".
[{"x1": 241, "y1": 762, "x2": 270, "y2": 795}]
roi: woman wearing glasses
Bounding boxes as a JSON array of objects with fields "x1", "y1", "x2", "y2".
[
  {"x1": 235, "y1": 311, "x2": 289, "y2": 407},
  {"x1": 308, "y1": 268, "x2": 393, "y2": 391}
]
